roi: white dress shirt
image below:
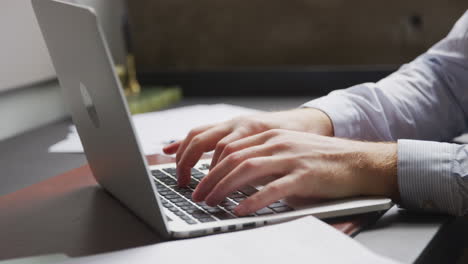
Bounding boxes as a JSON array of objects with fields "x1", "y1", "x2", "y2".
[{"x1": 304, "y1": 10, "x2": 468, "y2": 216}]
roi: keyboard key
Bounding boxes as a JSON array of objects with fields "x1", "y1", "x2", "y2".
[
  {"x1": 212, "y1": 211, "x2": 235, "y2": 220},
  {"x1": 199, "y1": 217, "x2": 216, "y2": 223},
  {"x1": 193, "y1": 211, "x2": 211, "y2": 219},
  {"x1": 240, "y1": 213, "x2": 256, "y2": 217},
  {"x1": 174, "y1": 211, "x2": 185, "y2": 216},
  {"x1": 219, "y1": 200, "x2": 235, "y2": 207},
  {"x1": 268, "y1": 201, "x2": 288, "y2": 208},
  {"x1": 197, "y1": 202, "x2": 214, "y2": 210},
  {"x1": 271, "y1": 206, "x2": 293, "y2": 213},
  {"x1": 164, "y1": 194, "x2": 179, "y2": 199},
  {"x1": 181, "y1": 193, "x2": 193, "y2": 199},
  {"x1": 170, "y1": 198, "x2": 185, "y2": 203},
  {"x1": 192, "y1": 171, "x2": 205, "y2": 179},
  {"x1": 168, "y1": 207, "x2": 179, "y2": 212},
  {"x1": 163, "y1": 168, "x2": 177, "y2": 176},
  {"x1": 185, "y1": 219, "x2": 197, "y2": 225},
  {"x1": 180, "y1": 215, "x2": 191, "y2": 220},
  {"x1": 174, "y1": 187, "x2": 191, "y2": 194},
  {"x1": 205, "y1": 207, "x2": 223, "y2": 214},
  {"x1": 156, "y1": 186, "x2": 169, "y2": 193},
  {"x1": 191, "y1": 168, "x2": 204, "y2": 174},
  {"x1": 192, "y1": 174, "x2": 205, "y2": 180},
  {"x1": 160, "y1": 178, "x2": 177, "y2": 186},
  {"x1": 229, "y1": 192, "x2": 246, "y2": 199},
  {"x1": 225, "y1": 205, "x2": 237, "y2": 211},
  {"x1": 255, "y1": 207, "x2": 274, "y2": 215},
  {"x1": 238, "y1": 185, "x2": 258, "y2": 196},
  {"x1": 198, "y1": 164, "x2": 210, "y2": 170},
  {"x1": 151, "y1": 170, "x2": 167, "y2": 177},
  {"x1": 151, "y1": 170, "x2": 166, "y2": 176},
  {"x1": 175, "y1": 201, "x2": 192, "y2": 207}
]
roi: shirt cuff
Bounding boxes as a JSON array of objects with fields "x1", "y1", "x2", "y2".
[
  {"x1": 397, "y1": 139, "x2": 461, "y2": 214},
  {"x1": 301, "y1": 90, "x2": 361, "y2": 139}
]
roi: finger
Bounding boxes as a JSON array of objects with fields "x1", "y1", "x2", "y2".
[
  {"x1": 192, "y1": 144, "x2": 276, "y2": 202},
  {"x1": 216, "y1": 130, "x2": 278, "y2": 165},
  {"x1": 209, "y1": 131, "x2": 244, "y2": 170},
  {"x1": 204, "y1": 157, "x2": 292, "y2": 206},
  {"x1": 163, "y1": 141, "x2": 182, "y2": 154},
  {"x1": 234, "y1": 176, "x2": 296, "y2": 216},
  {"x1": 175, "y1": 124, "x2": 215, "y2": 164},
  {"x1": 176, "y1": 125, "x2": 231, "y2": 186}
]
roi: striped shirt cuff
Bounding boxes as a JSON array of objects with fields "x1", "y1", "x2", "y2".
[{"x1": 398, "y1": 139, "x2": 461, "y2": 214}]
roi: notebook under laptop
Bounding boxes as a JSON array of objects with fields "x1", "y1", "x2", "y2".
[{"x1": 32, "y1": 0, "x2": 392, "y2": 239}]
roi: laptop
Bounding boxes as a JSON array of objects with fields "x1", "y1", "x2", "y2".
[{"x1": 32, "y1": 0, "x2": 392, "y2": 239}]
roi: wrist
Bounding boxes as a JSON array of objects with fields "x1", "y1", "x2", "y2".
[
  {"x1": 294, "y1": 108, "x2": 334, "y2": 136},
  {"x1": 360, "y1": 142, "x2": 400, "y2": 201}
]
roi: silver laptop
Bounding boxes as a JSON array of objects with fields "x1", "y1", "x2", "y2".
[{"x1": 32, "y1": 0, "x2": 392, "y2": 239}]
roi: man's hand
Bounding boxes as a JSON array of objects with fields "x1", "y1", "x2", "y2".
[
  {"x1": 163, "y1": 108, "x2": 333, "y2": 186},
  {"x1": 189, "y1": 130, "x2": 398, "y2": 216}
]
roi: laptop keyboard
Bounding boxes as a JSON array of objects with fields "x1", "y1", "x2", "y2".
[{"x1": 151, "y1": 164, "x2": 293, "y2": 225}]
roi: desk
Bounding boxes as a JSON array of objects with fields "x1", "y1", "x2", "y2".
[{"x1": 0, "y1": 97, "x2": 466, "y2": 263}]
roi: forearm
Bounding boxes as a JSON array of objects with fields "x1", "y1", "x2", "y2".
[
  {"x1": 356, "y1": 139, "x2": 468, "y2": 216},
  {"x1": 303, "y1": 54, "x2": 468, "y2": 142},
  {"x1": 302, "y1": 12, "x2": 468, "y2": 142},
  {"x1": 359, "y1": 142, "x2": 399, "y2": 201}
]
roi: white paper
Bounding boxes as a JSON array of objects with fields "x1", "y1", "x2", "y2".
[
  {"x1": 49, "y1": 104, "x2": 261, "y2": 155},
  {"x1": 61, "y1": 216, "x2": 399, "y2": 264},
  {"x1": 453, "y1": 133, "x2": 468, "y2": 144}
]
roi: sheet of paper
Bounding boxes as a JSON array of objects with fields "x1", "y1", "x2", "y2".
[
  {"x1": 61, "y1": 216, "x2": 399, "y2": 264},
  {"x1": 49, "y1": 104, "x2": 261, "y2": 155},
  {"x1": 453, "y1": 133, "x2": 468, "y2": 144}
]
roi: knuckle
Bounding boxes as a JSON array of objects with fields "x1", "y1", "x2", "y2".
[
  {"x1": 297, "y1": 172, "x2": 310, "y2": 183},
  {"x1": 226, "y1": 152, "x2": 242, "y2": 164},
  {"x1": 266, "y1": 184, "x2": 282, "y2": 194},
  {"x1": 272, "y1": 141, "x2": 290, "y2": 151},
  {"x1": 224, "y1": 143, "x2": 237, "y2": 155},
  {"x1": 191, "y1": 136, "x2": 203, "y2": 147},
  {"x1": 268, "y1": 181, "x2": 291, "y2": 197},
  {"x1": 266, "y1": 128, "x2": 282, "y2": 137},
  {"x1": 187, "y1": 128, "x2": 200, "y2": 138},
  {"x1": 215, "y1": 141, "x2": 227, "y2": 152},
  {"x1": 241, "y1": 159, "x2": 259, "y2": 170}
]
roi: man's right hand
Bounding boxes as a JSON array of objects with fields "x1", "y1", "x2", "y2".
[{"x1": 162, "y1": 108, "x2": 334, "y2": 186}]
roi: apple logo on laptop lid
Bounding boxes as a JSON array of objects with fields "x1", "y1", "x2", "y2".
[{"x1": 79, "y1": 82, "x2": 101, "y2": 128}]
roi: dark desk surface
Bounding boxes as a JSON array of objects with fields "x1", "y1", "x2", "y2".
[{"x1": 1, "y1": 97, "x2": 467, "y2": 263}]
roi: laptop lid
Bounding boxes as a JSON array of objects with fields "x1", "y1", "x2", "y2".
[{"x1": 32, "y1": 0, "x2": 170, "y2": 238}]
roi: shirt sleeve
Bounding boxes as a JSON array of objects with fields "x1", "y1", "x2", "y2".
[
  {"x1": 302, "y1": 10, "x2": 468, "y2": 142},
  {"x1": 398, "y1": 139, "x2": 468, "y2": 216},
  {"x1": 302, "y1": 11, "x2": 468, "y2": 215}
]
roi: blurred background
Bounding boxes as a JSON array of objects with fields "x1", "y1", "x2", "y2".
[{"x1": 0, "y1": 0, "x2": 466, "y2": 140}]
